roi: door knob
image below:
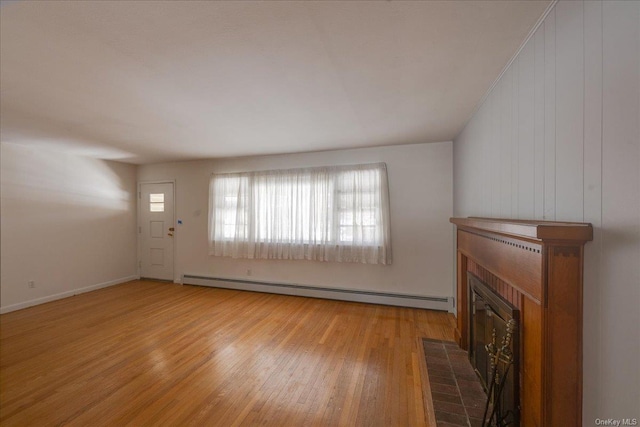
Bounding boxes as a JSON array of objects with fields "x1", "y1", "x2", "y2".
[
  {"x1": 168, "y1": 233, "x2": 174, "y2": 237},
  {"x1": 169, "y1": 227, "x2": 175, "y2": 231}
]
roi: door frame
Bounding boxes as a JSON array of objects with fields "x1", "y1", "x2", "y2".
[{"x1": 137, "y1": 180, "x2": 177, "y2": 282}]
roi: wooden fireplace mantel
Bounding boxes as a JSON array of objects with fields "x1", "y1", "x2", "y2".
[{"x1": 450, "y1": 217, "x2": 592, "y2": 427}]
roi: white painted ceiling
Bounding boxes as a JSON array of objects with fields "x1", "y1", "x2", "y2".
[{"x1": 0, "y1": 1, "x2": 550, "y2": 164}]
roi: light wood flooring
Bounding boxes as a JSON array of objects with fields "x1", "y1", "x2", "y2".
[{"x1": 0, "y1": 280, "x2": 455, "y2": 426}]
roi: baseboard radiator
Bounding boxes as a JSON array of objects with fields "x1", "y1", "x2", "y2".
[{"x1": 182, "y1": 274, "x2": 452, "y2": 311}]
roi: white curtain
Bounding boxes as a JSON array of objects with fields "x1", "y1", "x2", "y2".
[{"x1": 208, "y1": 163, "x2": 392, "y2": 264}]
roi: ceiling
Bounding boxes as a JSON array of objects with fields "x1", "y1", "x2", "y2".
[{"x1": 0, "y1": 1, "x2": 550, "y2": 165}]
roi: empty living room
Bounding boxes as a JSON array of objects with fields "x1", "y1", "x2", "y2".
[{"x1": 1, "y1": 1, "x2": 638, "y2": 426}]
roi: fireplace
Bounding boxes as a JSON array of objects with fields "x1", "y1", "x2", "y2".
[
  {"x1": 469, "y1": 273, "x2": 520, "y2": 425},
  {"x1": 450, "y1": 217, "x2": 593, "y2": 426}
]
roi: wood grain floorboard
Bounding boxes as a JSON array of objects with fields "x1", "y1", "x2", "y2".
[{"x1": 0, "y1": 280, "x2": 455, "y2": 426}]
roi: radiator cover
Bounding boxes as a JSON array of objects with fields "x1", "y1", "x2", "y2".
[{"x1": 182, "y1": 274, "x2": 452, "y2": 311}]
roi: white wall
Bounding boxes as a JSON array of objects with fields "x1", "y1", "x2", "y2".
[
  {"x1": 453, "y1": 0, "x2": 639, "y2": 421},
  {"x1": 0, "y1": 142, "x2": 138, "y2": 312},
  {"x1": 138, "y1": 142, "x2": 453, "y2": 299}
]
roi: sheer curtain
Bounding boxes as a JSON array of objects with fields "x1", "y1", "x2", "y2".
[{"x1": 208, "y1": 163, "x2": 392, "y2": 264}]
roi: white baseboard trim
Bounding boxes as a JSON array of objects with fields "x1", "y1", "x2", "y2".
[
  {"x1": 182, "y1": 274, "x2": 453, "y2": 311},
  {"x1": 0, "y1": 275, "x2": 140, "y2": 314}
]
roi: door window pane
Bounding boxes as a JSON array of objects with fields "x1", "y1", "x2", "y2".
[{"x1": 150, "y1": 193, "x2": 165, "y2": 212}]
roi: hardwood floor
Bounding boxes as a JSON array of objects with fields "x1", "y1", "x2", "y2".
[{"x1": 0, "y1": 280, "x2": 455, "y2": 426}]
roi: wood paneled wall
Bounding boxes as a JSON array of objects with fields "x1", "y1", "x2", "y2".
[{"x1": 453, "y1": 0, "x2": 640, "y2": 421}]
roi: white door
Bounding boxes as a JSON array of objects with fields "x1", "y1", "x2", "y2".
[{"x1": 139, "y1": 182, "x2": 174, "y2": 281}]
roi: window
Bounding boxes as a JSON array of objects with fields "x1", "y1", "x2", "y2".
[
  {"x1": 149, "y1": 193, "x2": 164, "y2": 212},
  {"x1": 208, "y1": 163, "x2": 392, "y2": 264}
]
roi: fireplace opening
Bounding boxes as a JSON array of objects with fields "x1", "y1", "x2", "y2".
[{"x1": 468, "y1": 273, "x2": 520, "y2": 426}]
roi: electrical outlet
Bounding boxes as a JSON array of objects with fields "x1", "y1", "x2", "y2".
[{"x1": 28, "y1": 280, "x2": 35, "y2": 289}]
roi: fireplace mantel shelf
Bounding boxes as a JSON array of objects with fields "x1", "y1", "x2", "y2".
[
  {"x1": 450, "y1": 217, "x2": 593, "y2": 427},
  {"x1": 450, "y1": 217, "x2": 593, "y2": 242}
]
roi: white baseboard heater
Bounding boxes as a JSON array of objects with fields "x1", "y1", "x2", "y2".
[{"x1": 182, "y1": 274, "x2": 452, "y2": 311}]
